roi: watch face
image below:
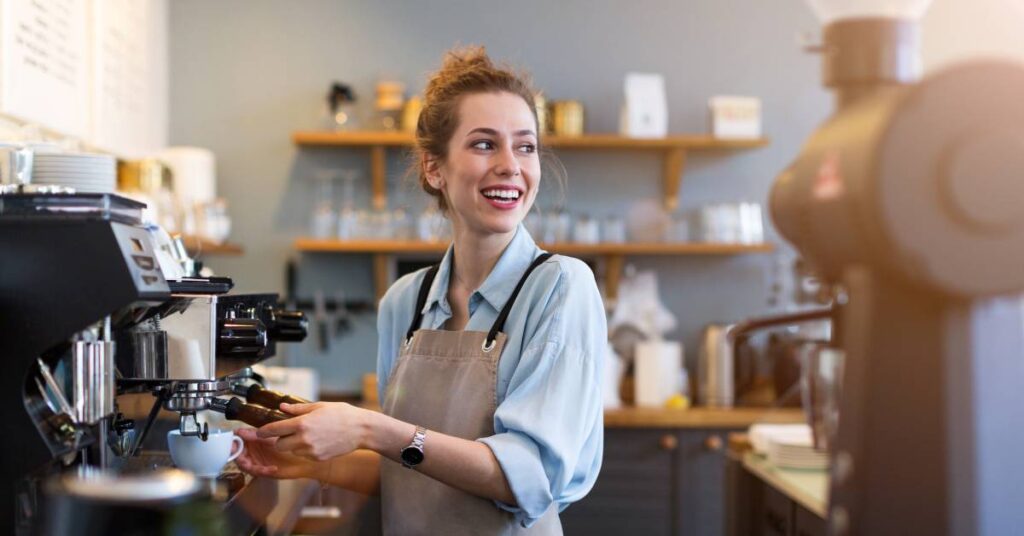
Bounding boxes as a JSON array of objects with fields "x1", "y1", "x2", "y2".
[{"x1": 402, "y1": 447, "x2": 424, "y2": 466}]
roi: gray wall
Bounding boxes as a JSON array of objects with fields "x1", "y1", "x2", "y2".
[{"x1": 168, "y1": 0, "x2": 830, "y2": 394}]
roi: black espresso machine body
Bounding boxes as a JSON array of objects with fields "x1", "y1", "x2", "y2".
[
  {"x1": 0, "y1": 192, "x2": 307, "y2": 534},
  {"x1": 0, "y1": 194, "x2": 170, "y2": 532}
]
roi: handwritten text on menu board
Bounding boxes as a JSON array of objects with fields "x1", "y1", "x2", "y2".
[
  {"x1": 0, "y1": 0, "x2": 90, "y2": 138},
  {"x1": 0, "y1": 0, "x2": 166, "y2": 156},
  {"x1": 91, "y1": 0, "x2": 167, "y2": 156}
]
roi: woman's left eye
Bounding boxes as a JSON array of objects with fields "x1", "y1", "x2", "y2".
[{"x1": 518, "y1": 143, "x2": 537, "y2": 154}]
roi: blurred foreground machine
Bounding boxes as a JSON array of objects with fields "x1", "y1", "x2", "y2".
[
  {"x1": 771, "y1": 2, "x2": 1024, "y2": 535},
  {"x1": 0, "y1": 191, "x2": 308, "y2": 534}
]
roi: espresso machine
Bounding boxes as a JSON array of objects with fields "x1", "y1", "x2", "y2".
[
  {"x1": 0, "y1": 191, "x2": 308, "y2": 534},
  {"x1": 771, "y1": 1, "x2": 1024, "y2": 534}
]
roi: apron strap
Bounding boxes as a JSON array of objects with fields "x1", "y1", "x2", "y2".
[
  {"x1": 483, "y1": 252, "x2": 554, "y2": 351},
  {"x1": 405, "y1": 264, "x2": 440, "y2": 343}
]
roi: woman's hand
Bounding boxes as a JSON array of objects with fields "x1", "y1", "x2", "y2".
[
  {"x1": 234, "y1": 427, "x2": 317, "y2": 480},
  {"x1": 256, "y1": 402, "x2": 370, "y2": 461}
]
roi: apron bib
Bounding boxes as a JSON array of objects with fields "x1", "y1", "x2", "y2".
[{"x1": 381, "y1": 253, "x2": 561, "y2": 536}]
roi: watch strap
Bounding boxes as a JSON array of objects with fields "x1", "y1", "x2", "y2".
[{"x1": 410, "y1": 426, "x2": 426, "y2": 449}]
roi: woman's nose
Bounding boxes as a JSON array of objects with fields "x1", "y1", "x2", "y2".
[{"x1": 494, "y1": 147, "x2": 521, "y2": 177}]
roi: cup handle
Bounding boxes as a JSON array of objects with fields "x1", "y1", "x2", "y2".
[{"x1": 227, "y1": 435, "x2": 245, "y2": 463}]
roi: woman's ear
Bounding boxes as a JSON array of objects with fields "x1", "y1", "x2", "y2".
[{"x1": 423, "y1": 154, "x2": 444, "y2": 190}]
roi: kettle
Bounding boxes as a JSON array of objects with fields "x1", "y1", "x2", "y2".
[
  {"x1": 698, "y1": 323, "x2": 735, "y2": 408},
  {"x1": 698, "y1": 308, "x2": 833, "y2": 409}
]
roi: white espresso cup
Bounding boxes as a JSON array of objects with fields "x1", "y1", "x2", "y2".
[{"x1": 167, "y1": 429, "x2": 244, "y2": 477}]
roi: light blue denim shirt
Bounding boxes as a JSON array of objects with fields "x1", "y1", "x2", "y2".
[{"x1": 376, "y1": 224, "x2": 606, "y2": 528}]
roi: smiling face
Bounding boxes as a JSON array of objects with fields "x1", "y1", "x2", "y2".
[{"x1": 425, "y1": 91, "x2": 541, "y2": 240}]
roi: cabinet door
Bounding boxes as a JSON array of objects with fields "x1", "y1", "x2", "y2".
[
  {"x1": 793, "y1": 504, "x2": 827, "y2": 536},
  {"x1": 760, "y1": 483, "x2": 794, "y2": 536},
  {"x1": 724, "y1": 450, "x2": 762, "y2": 536},
  {"x1": 676, "y1": 430, "x2": 734, "y2": 536},
  {"x1": 561, "y1": 429, "x2": 676, "y2": 536}
]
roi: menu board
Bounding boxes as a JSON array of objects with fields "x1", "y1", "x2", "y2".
[
  {"x1": 90, "y1": 0, "x2": 167, "y2": 156},
  {"x1": 0, "y1": 0, "x2": 90, "y2": 138},
  {"x1": 0, "y1": 0, "x2": 167, "y2": 156}
]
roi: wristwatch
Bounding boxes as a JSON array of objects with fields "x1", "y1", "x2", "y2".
[{"x1": 401, "y1": 426, "x2": 427, "y2": 468}]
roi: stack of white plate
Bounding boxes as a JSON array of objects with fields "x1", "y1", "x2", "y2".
[
  {"x1": 32, "y1": 152, "x2": 117, "y2": 193},
  {"x1": 749, "y1": 424, "x2": 811, "y2": 454},
  {"x1": 766, "y1": 431, "x2": 829, "y2": 470}
]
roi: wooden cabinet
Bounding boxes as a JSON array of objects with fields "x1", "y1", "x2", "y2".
[
  {"x1": 561, "y1": 429, "x2": 676, "y2": 535},
  {"x1": 749, "y1": 487, "x2": 826, "y2": 536},
  {"x1": 677, "y1": 431, "x2": 729, "y2": 536},
  {"x1": 793, "y1": 505, "x2": 827, "y2": 536},
  {"x1": 724, "y1": 451, "x2": 828, "y2": 536},
  {"x1": 759, "y1": 484, "x2": 794, "y2": 536},
  {"x1": 560, "y1": 428, "x2": 734, "y2": 536}
]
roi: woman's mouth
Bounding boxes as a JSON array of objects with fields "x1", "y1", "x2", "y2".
[{"x1": 480, "y1": 187, "x2": 522, "y2": 210}]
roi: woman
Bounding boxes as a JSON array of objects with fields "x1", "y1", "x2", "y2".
[{"x1": 236, "y1": 46, "x2": 606, "y2": 535}]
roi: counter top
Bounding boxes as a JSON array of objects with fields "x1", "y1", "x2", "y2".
[
  {"x1": 603, "y1": 406, "x2": 806, "y2": 428},
  {"x1": 262, "y1": 478, "x2": 320, "y2": 535},
  {"x1": 122, "y1": 392, "x2": 803, "y2": 430},
  {"x1": 742, "y1": 452, "x2": 829, "y2": 518}
]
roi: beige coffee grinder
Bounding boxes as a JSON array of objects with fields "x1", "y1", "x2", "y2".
[{"x1": 771, "y1": 1, "x2": 1024, "y2": 534}]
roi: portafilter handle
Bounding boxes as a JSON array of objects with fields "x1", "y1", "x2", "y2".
[
  {"x1": 232, "y1": 383, "x2": 310, "y2": 408},
  {"x1": 209, "y1": 397, "x2": 290, "y2": 428}
]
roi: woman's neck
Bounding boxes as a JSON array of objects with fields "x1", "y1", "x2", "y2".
[{"x1": 449, "y1": 224, "x2": 517, "y2": 293}]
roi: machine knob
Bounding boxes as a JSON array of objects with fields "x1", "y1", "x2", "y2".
[
  {"x1": 704, "y1": 434, "x2": 724, "y2": 452},
  {"x1": 266, "y1": 307, "x2": 308, "y2": 342},
  {"x1": 217, "y1": 318, "x2": 268, "y2": 358}
]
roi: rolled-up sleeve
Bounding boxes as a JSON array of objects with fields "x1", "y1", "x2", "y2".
[
  {"x1": 478, "y1": 259, "x2": 606, "y2": 528},
  {"x1": 376, "y1": 270, "x2": 420, "y2": 404}
]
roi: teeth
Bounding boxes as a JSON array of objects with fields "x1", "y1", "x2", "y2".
[{"x1": 482, "y1": 189, "x2": 520, "y2": 200}]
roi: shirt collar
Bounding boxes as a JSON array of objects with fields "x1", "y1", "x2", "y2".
[{"x1": 422, "y1": 224, "x2": 542, "y2": 315}]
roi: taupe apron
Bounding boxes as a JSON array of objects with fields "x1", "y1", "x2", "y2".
[{"x1": 381, "y1": 252, "x2": 562, "y2": 536}]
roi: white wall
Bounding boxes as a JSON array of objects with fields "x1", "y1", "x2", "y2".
[{"x1": 923, "y1": 0, "x2": 1024, "y2": 70}]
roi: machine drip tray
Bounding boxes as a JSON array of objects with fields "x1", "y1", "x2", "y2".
[
  {"x1": 108, "y1": 451, "x2": 278, "y2": 532},
  {"x1": 113, "y1": 451, "x2": 264, "y2": 507},
  {"x1": 112, "y1": 450, "x2": 176, "y2": 472}
]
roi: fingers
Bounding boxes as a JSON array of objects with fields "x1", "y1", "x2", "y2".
[
  {"x1": 235, "y1": 428, "x2": 259, "y2": 441},
  {"x1": 279, "y1": 402, "x2": 321, "y2": 415},
  {"x1": 236, "y1": 456, "x2": 279, "y2": 477},
  {"x1": 238, "y1": 427, "x2": 280, "y2": 450},
  {"x1": 235, "y1": 448, "x2": 280, "y2": 477},
  {"x1": 274, "y1": 433, "x2": 308, "y2": 454},
  {"x1": 272, "y1": 433, "x2": 323, "y2": 461},
  {"x1": 257, "y1": 416, "x2": 303, "y2": 438}
]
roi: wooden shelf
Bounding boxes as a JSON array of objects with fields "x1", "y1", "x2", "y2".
[
  {"x1": 292, "y1": 130, "x2": 768, "y2": 211},
  {"x1": 296, "y1": 238, "x2": 448, "y2": 253},
  {"x1": 293, "y1": 238, "x2": 773, "y2": 302},
  {"x1": 292, "y1": 130, "x2": 767, "y2": 150},
  {"x1": 603, "y1": 406, "x2": 805, "y2": 429},
  {"x1": 294, "y1": 238, "x2": 773, "y2": 256},
  {"x1": 181, "y1": 235, "x2": 244, "y2": 256}
]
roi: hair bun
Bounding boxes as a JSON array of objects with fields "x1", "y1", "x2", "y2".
[
  {"x1": 425, "y1": 45, "x2": 501, "y2": 101},
  {"x1": 439, "y1": 46, "x2": 492, "y2": 74}
]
